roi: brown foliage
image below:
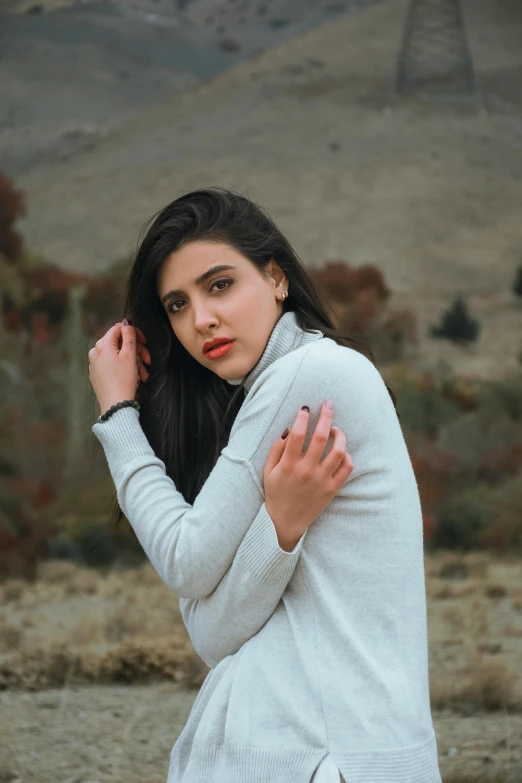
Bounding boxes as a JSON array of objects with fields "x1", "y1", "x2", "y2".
[
  {"x1": 0, "y1": 475, "x2": 59, "y2": 582},
  {"x1": 408, "y1": 436, "x2": 460, "y2": 516},
  {"x1": 378, "y1": 307, "x2": 418, "y2": 343},
  {"x1": 309, "y1": 259, "x2": 391, "y2": 332},
  {"x1": 310, "y1": 259, "x2": 391, "y2": 303},
  {"x1": 0, "y1": 200, "x2": 127, "y2": 579},
  {"x1": 439, "y1": 375, "x2": 478, "y2": 412},
  {"x1": 1, "y1": 260, "x2": 117, "y2": 344},
  {"x1": 477, "y1": 479, "x2": 522, "y2": 551},
  {"x1": 478, "y1": 442, "x2": 522, "y2": 483},
  {"x1": 367, "y1": 306, "x2": 419, "y2": 364},
  {"x1": 0, "y1": 171, "x2": 128, "y2": 342},
  {"x1": 0, "y1": 171, "x2": 26, "y2": 263},
  {"x1": 422, "y1": 513, "x2": 436, "y2": 541}
]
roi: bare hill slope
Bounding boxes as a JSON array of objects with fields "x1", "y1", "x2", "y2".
[{"x1": 9, "y1": 0, "x2": 522, "y2": 378}]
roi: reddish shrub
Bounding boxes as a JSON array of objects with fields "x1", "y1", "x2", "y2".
[
  {"x1": 309, "y1": 260, "x2": 391, "y2": 334},
  {"x1": 0, "y1": 170, "x2": 26, "y2": 262},
  {"x1": 408, "y1": 437, "x2": 460, "y2": 517},
  {"x1": 422, "y1": 513, "x2": 436, "y2": 541},
  {"x1": 2, "y1": 259, "x2": 125, "y2": 343},
  {"x1": 478, "y1": 443, "x2": 522, "y2": 483},
  {"x1": 0, "y1": 476, "x2": 58, "y2": 581},
  {"x1": 310, "y1": 260, "x2": 390, "y2": 304}
]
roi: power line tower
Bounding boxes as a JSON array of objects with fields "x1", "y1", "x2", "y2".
[{"x1": 395, "y1": 0, "x2": 481, "y2": 100}]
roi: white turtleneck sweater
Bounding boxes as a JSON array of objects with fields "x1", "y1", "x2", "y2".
[{"x1": 92, "y1": 311, "x2": 442, "y2": 783}]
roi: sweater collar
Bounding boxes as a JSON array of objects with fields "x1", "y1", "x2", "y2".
[{"x1": 226, "y1": 310, "x2": 324, "y2": 394}]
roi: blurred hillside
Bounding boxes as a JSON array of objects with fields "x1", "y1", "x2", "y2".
[
  {"x1": 1, "y1": 0, "x2": 385, "y2": 173},
  {"x1": 1, "y1": 0, "x2": 522, "y2": 381}
]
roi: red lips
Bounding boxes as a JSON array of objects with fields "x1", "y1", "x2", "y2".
[{"x1": 203, "y1": 337, "x2": 234, "y2": 355}]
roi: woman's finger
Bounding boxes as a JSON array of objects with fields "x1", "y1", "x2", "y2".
[
  {"x1": 117, "y1": 334, "x2": 150, "y2": 363},
  {"x1": 263, "y1": 428, "x2": 289, "y2": 477},
  {"x1": 135, "y1": 326, "x2": 147, "y2": 344},
  {"x1": 279, "y1": 406, "x2": 310, "y2": 468},
  {"x1": 302, "y1": 400, "x2": 334, "y2": 466},
  {"x1": 136, "y1": 354, "x2": 149, "y2": 382},
  {"x1": 137, "y1": 344, "x2": 151, "y2": 365},
  {"x1": 110, "y1": 322, "x2": 125, "y2": 343},
  {"x1": 138, "y1": 361, "x2": 149, "y2": 383},
  {"x1": 97, "y1": 322, "x2": 124, "y2": 351},
  {"x1": 331, "y1": 451, "x2": 353, "y2": 484},
  {"x1": 320, "y1": 426, "x2": 347, "y2": 475},
  {"x1": 119, "y1": 323, "x2": 137, "y2": 354},
  {"x1": 122, "y1": 321, "x2": 147, "y2": 344}
]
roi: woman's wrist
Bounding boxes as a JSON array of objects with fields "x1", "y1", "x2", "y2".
[
  {"x1": 97, "y1": 399, "x2": 139, "y2": 424},
  {"x1": 276, "y1": 531, "x2": 302, "y2": 553},
  {"x1": 99, "y1": 396, "x2": 135, "y2": 414}
]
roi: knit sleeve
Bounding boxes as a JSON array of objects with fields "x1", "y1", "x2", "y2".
[
  {"x1": 179, "y1": 500, "x2": 308, "y2": 669},
  {"x1": 91, "y1": 347, "x2": 312, "y2": 600}
]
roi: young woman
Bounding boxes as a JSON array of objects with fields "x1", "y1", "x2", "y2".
[{"x1": 88, "y1": 187, "x2": 442, "y2": 783}]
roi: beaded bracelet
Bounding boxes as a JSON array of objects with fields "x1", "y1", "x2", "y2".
[{"x1": 97, "y1": 399, "x2": 140, "y2": 424}]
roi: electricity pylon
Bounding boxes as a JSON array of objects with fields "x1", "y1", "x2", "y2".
[{"x1": 395, "y1": 0, "x2": 481, "y2": 101}]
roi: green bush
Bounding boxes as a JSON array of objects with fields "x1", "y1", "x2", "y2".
[
  {"x1": 438, "y1": 411, "x2": 518, "y2": 481},
  {"x1": 432, "y1": 473, "x2": 522, "y2": 553},
  {"x1": 474, "y1": 372, "x2": 522, "y2": 423},
  {"x1": 47, "y1": 533, "x2": 81, "y2": 561},
  {"x1": 435, "y1": 372, "x2": 522, "y2": 489},
  {"x1": 396, "y1": 381, "x2": 462, "y2": 438},
  {"x1": 428, "y1": 295, "x2": 480, "y2": 344},
  {"x1": 432, "y1": 484, "x2": 493, "y2": 551},
  {"x1": 478, "y1": 473, "x2": 522, "y2": 551},
  {"x1": 75, "y1": 525, "x2": 119, "y2": 568}
]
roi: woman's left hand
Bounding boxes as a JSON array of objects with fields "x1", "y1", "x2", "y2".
[{"x1": 88, "y1": 321, "x2": 149, "y2": 414}]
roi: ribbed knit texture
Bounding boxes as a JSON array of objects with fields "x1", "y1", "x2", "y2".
[{"x1": 92, "y1": 310, "x2": 442, "y2": 783}]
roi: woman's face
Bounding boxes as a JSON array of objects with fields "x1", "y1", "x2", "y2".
[{"x1": 156, "y1": 240, "x2": 287, "y2": 381}]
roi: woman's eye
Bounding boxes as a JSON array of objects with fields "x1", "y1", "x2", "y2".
[
  {"x1": 168, "y1": 278, "x2": 234, "y2": 314},
  {"x1": 212, "y1": 278, "x2": 234, "y2": 293}
]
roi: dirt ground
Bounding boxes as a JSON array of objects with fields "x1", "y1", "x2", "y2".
[
  {"x1": 1, "y1": 685, "x2": 522, "y2": 782},
  {"x1": 1, "y1": 552, "x2": 522, "y2": 782}
]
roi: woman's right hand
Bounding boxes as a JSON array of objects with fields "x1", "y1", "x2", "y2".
[{"x1": 263, "y1": 400, "x2": 353, "y2": 551}]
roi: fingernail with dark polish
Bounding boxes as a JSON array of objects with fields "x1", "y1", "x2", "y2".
[
  {"x1": 281, "y1": 428, "x2": 289, "y2": 440},
  {"x1": 301, "y1": 405, "x2": 309, "y2": 412}
]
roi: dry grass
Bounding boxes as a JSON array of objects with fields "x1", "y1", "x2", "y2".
[
  {"x1": 426, "y1": 551, "x2": 522, "y2": 719},
  {"x1": 485, "y1": 584, "x2": 508, "y2": 599},
  {"x1": 1, "y1": 553, "x2": 521, "y2": 719},
  {"x1": 0, "y1": 562, "x2": 210, "y2": 692},
  {"x1": 0, "y1": 623, "x2": 23, "y2": 652},
  {"x1": 0, "y1": 633, "x2": 208, "y2": 692}
]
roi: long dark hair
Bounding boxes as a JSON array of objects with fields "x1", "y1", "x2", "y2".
[{"x1": 102, "y1": 186, "x2": 397, "y2": 525}]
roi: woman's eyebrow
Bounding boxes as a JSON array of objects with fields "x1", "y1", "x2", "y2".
[{"x1": 161, "y1": 265, "x2": 237, "y2": 305}]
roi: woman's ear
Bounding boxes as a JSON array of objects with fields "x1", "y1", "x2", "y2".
[{"x1": 267, "y1": 259, "x2": 286, "y2": 291}]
